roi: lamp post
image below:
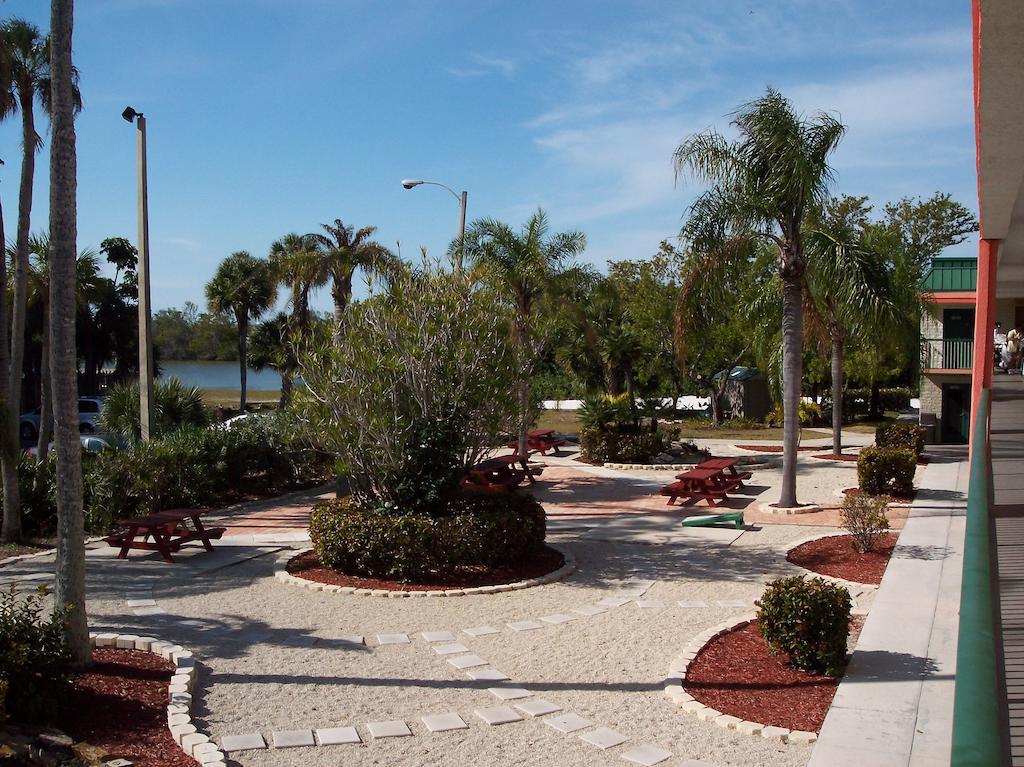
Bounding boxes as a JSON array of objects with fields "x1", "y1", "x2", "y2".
[
  {"x1": 401, "y1": 179, "x2": 468, "y2": 272},
  {"x1": 122, "y1": 106, "x2": 155, "y2": 441}
]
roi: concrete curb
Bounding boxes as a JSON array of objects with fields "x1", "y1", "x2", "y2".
[
  {"x1": 88, "y1": 631, "x2": 225, "y2": 766},
  {"x1": 663, "y1": 612, "x2": 817, "y2": 745},
  {"x1": 0, "y1": 536, "x2": 106, "y2": 568},
  {"x1": 272, "y1": 544, "x2": 577, "y2": 598}
]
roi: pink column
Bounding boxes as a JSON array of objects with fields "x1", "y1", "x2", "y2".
[{"x1": 969, "y1": 238, "x2": 999, "y2": 458}]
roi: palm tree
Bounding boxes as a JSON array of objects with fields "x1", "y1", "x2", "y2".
[
  {"x1": 205, "y1": 251, "x2": 276, "y2": 411},
  {"x1": 308, "y1": 219, "x2": 397, "y2": 341},
  {"x1": 2, "y1": 19, "x2": 79, "y2": 422},
  {"x1": 0, "y1": 25, "x2": 22, "y2": 544},
  {"x1": 674, "y1": 89, "x2": 844, "y2": 508},
  {"x1": 463, "y1": 209, "x2": 586, "y2": 455},
  {"x1": 49, "y1": 0, "x2": 89, "y2": 666},
  {"x1": 269, "y1": 232, "x2": 326, "y2": 338},
  {"x1": 248, "y1": 312, "x2": 294, "y2": 408}
]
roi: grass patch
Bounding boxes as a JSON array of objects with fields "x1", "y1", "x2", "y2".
[{"x1": 200, "y1": 388, "x2": 280, "y2": 407}]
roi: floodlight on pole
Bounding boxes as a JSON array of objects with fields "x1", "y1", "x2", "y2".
[
  {"x1": 123, "y1": 105, "x2": 155, "y2": 441},
  {"x1": 400, "y1": 178, "x2": 468, "y2": 272}
]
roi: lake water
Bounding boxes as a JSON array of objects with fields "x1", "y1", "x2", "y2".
[{"x1": 160, "y1": 360, "x2": 282, "y2": 391}]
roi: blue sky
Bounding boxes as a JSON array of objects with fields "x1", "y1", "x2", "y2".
[{"x1": 0, "y1": 0, "x2": 975, "y2": 313}]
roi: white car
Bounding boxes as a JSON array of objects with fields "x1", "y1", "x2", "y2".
[{"x1": 19, "y1": 396, "x2": 104, "y2": 441}]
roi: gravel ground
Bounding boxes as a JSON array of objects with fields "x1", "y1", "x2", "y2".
[{"x1": 64, "y1": 521, "x2": 870, "y2": 767}]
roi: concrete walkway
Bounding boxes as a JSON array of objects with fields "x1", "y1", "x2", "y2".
[{"x1": 808, "y1": 449, "x2": 968, "y2": 767}]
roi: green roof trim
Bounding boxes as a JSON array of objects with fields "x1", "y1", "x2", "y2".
[{"x1": 922, "y1": 258, "x2": 977, "y2": 292}]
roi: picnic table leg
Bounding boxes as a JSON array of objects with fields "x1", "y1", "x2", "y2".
[
  {"x1": 519, "y1": 457, "x2": 536, "y2": 484},
  {"x1": 191, "y1": 515, "x2": 216, "y2": 552},
  {"x1": 117, "y1": 525, "x2": 138, "y2": 560},
  {"x1": 151, "y1": 530, "x2": 176, "y2": 563}
]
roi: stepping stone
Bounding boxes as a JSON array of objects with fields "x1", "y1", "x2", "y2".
[
  {"x1": 126, "y1": 599, "x2": 156, "y2": 607},
  {"x1": 366, "y1": 720, "x2": 412, "y2": 739},
  {"x1": 678, "y1": 600, "x2": 708, "y2": 609},
  {"x1": 315, "y1": 726, "x2": 360, "y2": 745},
  {"x1": 433, "y1": 643, "x2": 469, "y2": 655},
  {"x1": 540, "y1": 614, "x2": 576, "y2": 624},
  {"x1": 488, "y1": 687, "x2": 531, "y2": 700},
  {"x1": 221, "y1": 733, "x2": 267, "y2": 752},
  {"x1": 715, "y1": 600, "x2": 748, "y2": 608},
  {"x1": 581, "y1": 727, "x2": 629, "y2": 750},
  {"x1": 421, "y1": 712, "x2": 469, "y2": 732},
  {"x1": 272, "y1": 729, "x2": 315, "y2": 748},
  {"x1": 132, "y1": 606, "x2": 165, "y2": 616},
  {"x1": 421, "y1": 631, "x2": 456, "y2": 643},
  {"x1": 515, "y1": 699, "x2": 562, "y2": 717},
  {"x1": 545, "y1": 713, "x2": 592, "y2": 733},
  {"x1": 507, "y1": 620, "x2": 544, "y2": 632},
  {"x1": 475, "y1": 706, "x2": 522, "y2": 726},
  {"x1": 376, "y1": 633, "x2": 410, "y2": 645},
  {"x1": 636, "y1": 601, "x2": 665, "y2": 610},
  {"x1": 323, "y1": 634, "x2": 364, "y2": 646},
  {"x1": 448, "y1": 654, "x2": 488, "y2": 669},
  {"x1": 597, "y1": 596, "x2": 633, "y2": 608},
  {"x1": 572, "y1": 606, "x2": 608, "y2": 617},
  {"x1": 621, "y1": 745, "x2": 673, "y2": 766},
  {"x1": 463, "y1": 626, "x2": 500, "y2": 637},
  {"x1": 466, "y1": 668, "x2": 509, "y2": 681}
]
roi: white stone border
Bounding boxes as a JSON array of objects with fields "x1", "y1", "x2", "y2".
[
  {"x1": 87, "y1": 631, "x2": 225, "y2": 766},
  {"x1": 0, "y1": 537, "x2": 105, "y2": 567},
  {"x1": 758, "y1": 502, "x2": 822, "y2": 515},
  {"x1": 273, "y1": 544, "x2": 577, "y2": 597},
  {"x1": 605, "y1": 462, "x2": 698, "y2": 471},
  {"x1": 663, "y1": 613, "x2": 817, "y2": 745}
]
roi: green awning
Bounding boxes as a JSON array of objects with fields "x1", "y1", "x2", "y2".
[{"x1": 922, "y1": 258, "x2": 978, "y2": 292}]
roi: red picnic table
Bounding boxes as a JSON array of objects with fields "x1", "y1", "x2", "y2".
[
  {"x1": 104, "y1": 509, "x2": 225, "y2": 564},
  {"x1": 507, "y1": 429, "x2": 567, "y2": 456},
  {"x1": 697, "y1": 457, "x2": 753, "y2": 484},
  {"x1": 463, "y1": 455, "x2": 534, "y2": 493},
  {"x1": 659, "y1": 467, "x2": 742, "y2": 507}
]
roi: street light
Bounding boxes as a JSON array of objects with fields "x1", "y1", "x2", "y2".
[
  {"x1": 400, "y1": 178, "x2": 468, "y2": 272},
  {"x1": 122, "y1": 106, "x2": 155, "y2": 441}
]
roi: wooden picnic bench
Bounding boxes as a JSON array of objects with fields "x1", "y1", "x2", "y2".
[
  {"x1": 660, "y1": 468, "x2": 737, "y2": 507},
  {"x1": 507, "y1": 429, "x2": 567, "y2": 456},
  {"x1": 697, "y1": 457, "x2": 753, "y2": 483},
  {"x1": 104, "y1": 509, "x2": 225, "y2": 564},
  {"x1": 463, "y1": 456, "x2": 533, "y2": 493}
]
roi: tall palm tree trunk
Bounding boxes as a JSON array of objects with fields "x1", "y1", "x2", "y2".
[
  {"x1": 49, "y1": 0, "x2": 89, "y2": 666},
  {"x1": 515, "y1": 319, "x2": 529, "y2": 456},
  {"x1": 331, "y1": 274, "x2": 352, "y2": 346},
  {"x1": 779, "y1": 273, "x2": 803, "y2": 508},
  {"x1": 36, "y1": 304, "x2": 52, "y2": 465},
  {"x1": 831, "y1": 333, "x2": 844, "y2": 456},
  {"x1": 238, "y1": 314, "x2": 249, "y2": 411},
  {"x1": 0, "y1": 190, "x2": 22, "y2": 543},
  {"x1": 11, "y1": 93, "x2": 37, "y2": 419}
]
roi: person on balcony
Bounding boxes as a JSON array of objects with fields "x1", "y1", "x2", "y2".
[
  {"x1": 995, "y1": 322, "x2": 1009, "y2": 372},
  {"x1": 1007, "y1": 323, "x2": 1023, "y2": 374}
]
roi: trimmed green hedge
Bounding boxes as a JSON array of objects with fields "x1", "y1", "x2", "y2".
[
  {"x1": 0, "y1": 587, "x2": 71, "y2": 723},
  {"x1": 310, "y1": 490, "x2": 547, "y2": 581},
  {"x1": 579, "y1": 425, "x2": 665, "y2": 464},
  {"x1": 875, "y1": 423, "x2": 926, "y2": 458},
  {"x1": 758, "y1": 575, "x2": 852, "y2": 677},
  {"x1": 857, "y1": 446, "x2": 916, "y2": 496}
]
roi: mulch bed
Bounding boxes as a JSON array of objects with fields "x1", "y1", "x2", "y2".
[
  {"x1": 811, "y1": 453, "x2": 859, "y2": 462},
  {"x1": 59, "y1": 648, "x2": 198, "y2": 767},
  {"x1": 735, "y1": 444, "x2": 819, "y2": 453},
  {"x1": 842, "y1": 487, "x2": 916, "y2": 504},
  {"x1": 685, "y1": 618, "x2": 862, "y2": 732},
  {"x1": 0, "y1": 543, "x2": 49, "y2": 562},
  {"x1": 787, "y1": 533, "x2": 898, "y2": 584},
  {"x1": 287, "y1": 545, "x2": 565, "y2": 591}
]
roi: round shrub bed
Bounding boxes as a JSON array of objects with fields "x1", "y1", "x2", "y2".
[
  {"x1": 788, "y1": 533, "x2": 898, "y2": 585},
  {"x1": 309, "y1": 489, "x2": 547, "y2": 582}
]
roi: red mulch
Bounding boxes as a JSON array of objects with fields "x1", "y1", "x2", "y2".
[
  {"x1": 59, "y1": 648, "x2": 198, "y2": 767},
  {"x1": 0, "y1": 543, "x2": 49, "y2": 561},
  {"x1": 788, "y1": 533, "x2": 898, "y2": 584},
  {"x1": 685, "y1": 619, "x2": 861, "y2": 732},
  {"x1": 811, "y1": 453, "x2": 859, "y2": 462},
  {"x1": 287, "y1": 545, "x2": 565, "y2": 591},
  {"x1": 735, "y1": 444, "x2": 819, "y2": 453},
  {"x1": 842, "y1": 487, "x2": 916, "y2": 504}
]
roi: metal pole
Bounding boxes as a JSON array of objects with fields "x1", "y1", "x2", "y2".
[
  {"x1": 135, "y1": 116, "x2": 155, "y2": 441},
  {"x1": 457, "y1": 190, "x2": 467, "y2": 273}
]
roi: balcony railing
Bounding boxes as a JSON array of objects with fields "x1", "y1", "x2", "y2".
[{"x1": 921, "y1": 337, "x2": 974, "y2": 370}]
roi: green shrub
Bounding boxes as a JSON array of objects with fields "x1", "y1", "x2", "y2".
[
  {"x1": 579, "y1": 425, "x2": 665, "y2": 463},
  {"x1": 875, "y1": 423, "x2": 925, "y2": 458},
  {"x1": 0, "y1": 586, "x2": 72, "y2": 722},
  {"x1": 757, "y1": 575, "x2": 852, "y2": 676},
  {"x1": 840, "y1": 494, "x2": 890, "y2": 553},
  {"x1": 577, "y1": 395, "x2": 631, "y2": 431},
  {"x1": 879, "y1": 387, "x2": 913, "y2": 413},
  {"x1": 765, "y1": 402, "x2": 825, "y2": 427},
  {"x1": 857, "y1": 446, "x2": 916, "y2": 496},
  {"x1": 309, "y1": 491, "x2": 546, "y2": 580},
  {"x1": 99, "y1": 376, "x2": 209, "y2": 442}
]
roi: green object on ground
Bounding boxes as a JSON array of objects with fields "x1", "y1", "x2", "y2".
[{"x1": 680, "y1": 511, "x2": 744, "y2": 529}]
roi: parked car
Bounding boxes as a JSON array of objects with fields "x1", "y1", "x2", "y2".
[
  {"x1": 19, "y1": 396, "x2": 104, "y2": 441},
  {"x1": 23, "y1": 432, "x2": 121, "y2": 458}
]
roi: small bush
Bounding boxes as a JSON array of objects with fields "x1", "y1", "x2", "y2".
[
  {"x1": 765, "y1": 402, "x2": 825, "y2": 427},
  {"x1": 0, "y1": 586, "x2": 72, "y2": 723},
  {"x1": 99, "y1": 376, "x2": 209, "y2": 442},
  {"x1": 875, "y1": 423, "x2": 925, "y2": 458},
  {"x1": 757, "y1": 575, "x2": 852, "y2": 676},
  {"x1": 579, "y1": 425, "x2": 665, "y2": 463},
  {"x1": 857, "y1": 446, "x2": 916, "y2": 496},
  {"x1": 577, "y1": 395, "x2": 631, "y2": 431},
  {"x1": 879, "y1": 387, "x2": 913, "y2": 413},
  {"x1": 840, "y1": 494, "x2": 890, "y2": 553},
  {"x1": 309, "y1": 491, "x2": 546, "y2": 581}
]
